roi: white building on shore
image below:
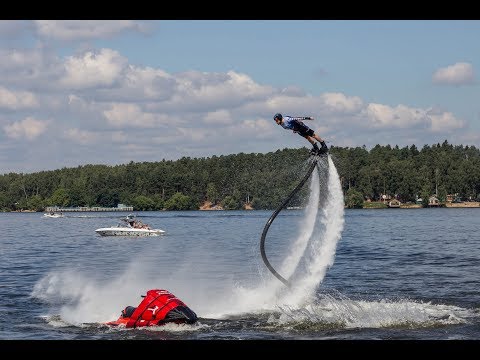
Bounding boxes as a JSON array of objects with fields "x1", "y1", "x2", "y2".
[{"x1": 45, "y1": 204, "x2": 133, "y2": 212}]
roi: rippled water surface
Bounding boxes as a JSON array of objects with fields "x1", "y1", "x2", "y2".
[{"x1": 1, "y1": 161, "x2": 479, "y2": 346}]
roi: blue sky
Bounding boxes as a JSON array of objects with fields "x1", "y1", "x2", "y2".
[{"x1": 0, "y1": 20, "x2": 478, "y2": 174}]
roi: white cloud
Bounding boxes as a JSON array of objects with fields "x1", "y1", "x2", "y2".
[
  {"x1": 60, "y1": 48, "x2": 127, "y2": 89},
  {"x1": 428, "y1": 110, "x2": 466, "y2": 132},
  {"x1": 103, "y1": 103, "x2": 164, "y2": 128},
  {"x1": 0, "y1": 49, "x2": 67, "y2": 96},
  {"x1": 321, "y1": 92, "x2": 364, "y2": 114},
  {"x1": 365, "y1": 103, "x2": 427, "y2": 128},
  {"x1": 176, "y1": 126, "x2": 210, "y2": 142},
  {"x1": 0, "y1": 35, "x2": 475, "y2": 173},
  {"x1": 125, "y1": 66, "x2": 175, "y2": 100},
  {"x1": 242, "y1": 118, "x2": 273, "y2": 139},
  {"x1": 0, "y1": 86, "x2": 39, "y2": 110},
  {"x1": 204, "y1": 110, "x2": 233, "y2": 125},
  {"x1": 63, "y1": 128, "x2": 99, "y2": 145},
  {"x1": 169, "y1": 70, "x2": 273, "y2": 110},
  {"x1": 0, "y1": 20, "x2": 30, "y2": 37},
  {"x1": 64, "y1": 128, "x2": 131, "y2": 146},
  {"x1": 364, "y1": 103, "x2": 465, "y2": 134},
  {"x1": 33, "y1": 20, "x2": 150, "y2": 41},
  {"x1": 432, "y1": 62, "x2": 475, "y2": 85},
  {"x1": 0, "y1": 48, "x2": 38, "y2": 67},
  {"x1": 110, "y1": 131, "x2": 128, "y2": 143},
  {"x1": 89, "y1": 65, "x2": 177, "y2": 102},
  {"x1": 3, "y1": 116, "x2": 49, "y2": 140}
]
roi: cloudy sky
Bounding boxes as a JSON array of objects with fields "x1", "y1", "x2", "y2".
[{"x1": 0, "y1": 20, "x2": 478, "y2": 174}]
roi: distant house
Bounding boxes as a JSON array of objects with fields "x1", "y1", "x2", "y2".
[
  {"x1": 388, "y1": 199, "x2": 401, "y2": 208},
  {"x1": 428, "y1": 196, "x2": 440, "y2": 207},
  {"x1": 381, "y1": 194, "x2": 392, "y2": 203},
  {"x1": 446, "y1": 194, "x2": 462, "y2": 203}
]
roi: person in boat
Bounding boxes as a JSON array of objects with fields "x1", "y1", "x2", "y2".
[
  {"x1": 107, "y1": 289, "x2": 198, "y2": 328},
  {"x1": 126, "y1": 218, "x2": 138, "y2": 228},
  {"x1": 132, "y1": 220, "x2": 149, "y2": 229},
  {"x1": 273, "y1": 113, "x2": 328, "y2": 155}
]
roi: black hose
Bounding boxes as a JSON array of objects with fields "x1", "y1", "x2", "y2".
[{"x1": 260, "y1": 157, "x2": 319, "y2": 287}]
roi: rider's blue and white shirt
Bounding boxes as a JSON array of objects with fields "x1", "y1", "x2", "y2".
[{"x1": 280, "y1": 116, "x2": 311, "y2": 133}]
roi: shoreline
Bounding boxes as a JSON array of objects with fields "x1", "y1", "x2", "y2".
[
  {"x1": 364, "y1": 201, "x2": 480, "y2": 209},
  {"x1": 7, "y1": 201, "x2": 480, "y2": 213}
]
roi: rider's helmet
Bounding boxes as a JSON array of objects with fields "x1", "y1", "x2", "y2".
[
  {"x1": 121, "y1": 306, "x2": 137, "y2": 318},
  {"x1": 273, "y1": 113, "x2": 283, "y2": 121}
]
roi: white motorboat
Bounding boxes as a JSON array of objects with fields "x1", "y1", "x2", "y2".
[
  {"x1": 95, "y1": 214, "x2": 165, "y2": 237},
  {"x1": 43, "y1": 212, "x2": 64, "y2": 218}
]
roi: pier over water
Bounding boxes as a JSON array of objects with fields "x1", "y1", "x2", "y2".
[{"x1": 45, "y1": 204, "x2": 133, "y2": 212}]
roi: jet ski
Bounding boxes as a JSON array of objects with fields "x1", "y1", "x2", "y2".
[{"x1": 106, "y1": 289, "x2": 198, "y2": 328}]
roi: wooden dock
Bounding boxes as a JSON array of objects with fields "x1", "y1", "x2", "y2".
[{"x1": 45, "y1": 205, "x2": 133, "y2": 212}]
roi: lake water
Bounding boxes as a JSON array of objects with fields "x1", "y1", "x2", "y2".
[{"x1": 1, "y1": 156, "x2": 479, "y2": 352}]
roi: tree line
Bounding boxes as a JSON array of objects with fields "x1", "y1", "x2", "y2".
[{"x1": 0, "y1": 140, "x2": 478, "y2": 212}]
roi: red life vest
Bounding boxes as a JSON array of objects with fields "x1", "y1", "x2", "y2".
[{"x1": 107, "y1": 289, "x2": 197, "y2": 328}]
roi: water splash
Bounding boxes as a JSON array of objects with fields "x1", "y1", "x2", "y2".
[
  {"x1": 201, "y1": 155, "x2": 345, "y2": 317},
  {"x1": 284, "y1": 155, "x2": 345, "y2": 305},
  {"x1": 274, "y1": 295, "x2": 472, "y2": 329},
  {"x1": 31, "y1": 263, "x2": 168, "y2": 324}
]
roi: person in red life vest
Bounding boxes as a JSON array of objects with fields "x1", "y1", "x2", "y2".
[
  {"x1": 273, "y1": 113, "x2": 328, "y2": 155},
  {"x1": 107, "y1": 289, "x2": 197, "y2": 328}
]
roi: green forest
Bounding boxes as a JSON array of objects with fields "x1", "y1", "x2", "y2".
[{"x1": 1, "y1": 140, "x2": 479, "y2": 212}]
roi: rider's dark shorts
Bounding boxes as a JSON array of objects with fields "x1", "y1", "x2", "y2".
[
  {"x1": 293, "y1": 120, "x2": 315, "y2": 137},
  {"x1": 300, "y1": 128, "x2": 315, "y2": 137}
]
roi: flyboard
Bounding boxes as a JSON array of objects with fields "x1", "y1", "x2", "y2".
[{"x1": 259, "y1": 149, "x2": 327, "y2": 286}]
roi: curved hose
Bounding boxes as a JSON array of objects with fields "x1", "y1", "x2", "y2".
[{"x1": 260, "y1": 157, "x2": 319, "y2": 286}]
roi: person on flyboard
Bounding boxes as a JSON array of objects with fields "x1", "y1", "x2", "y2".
[{"x1": 273, "y1": 113, "x2": 328, "y2": 155}]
